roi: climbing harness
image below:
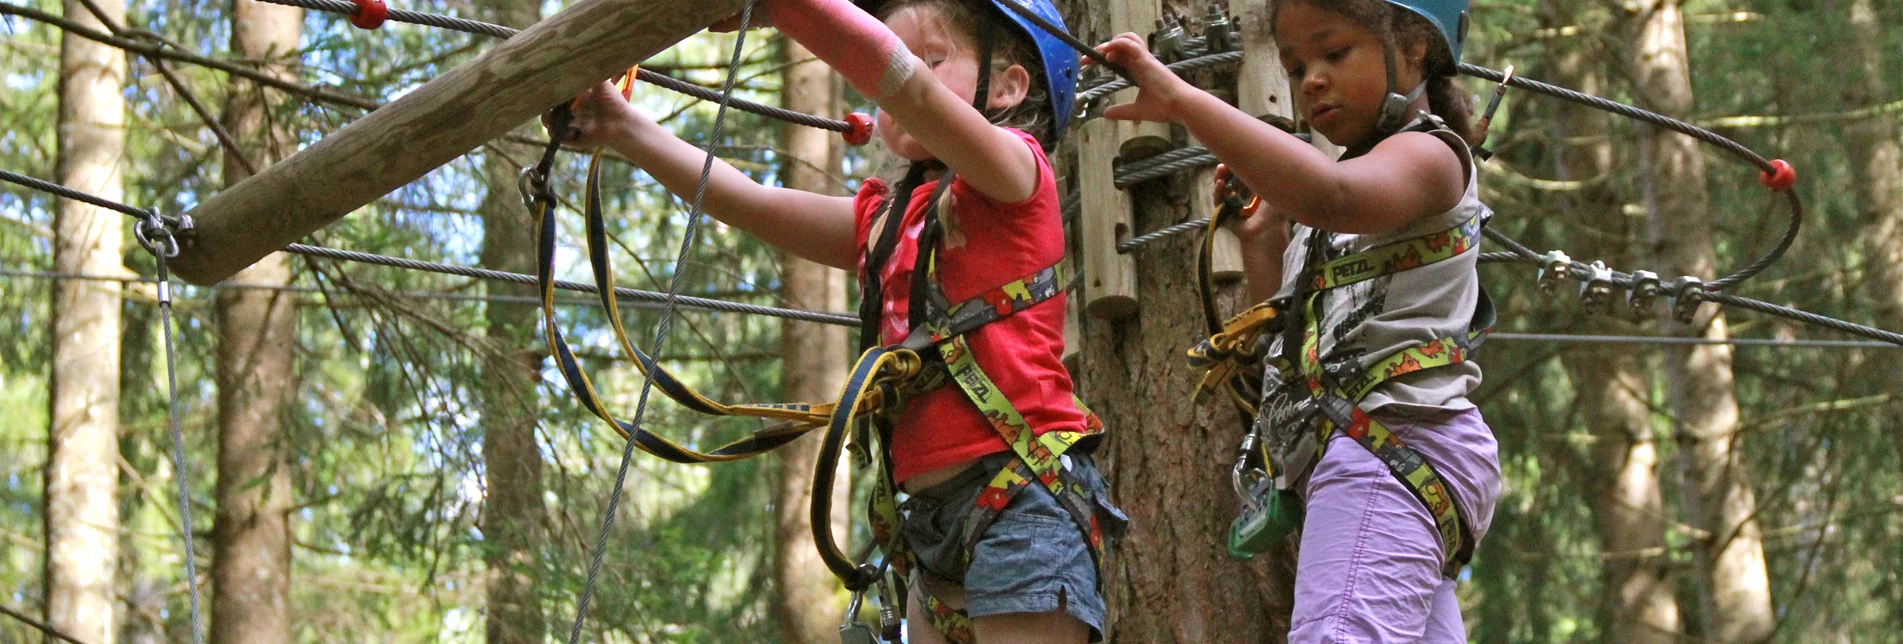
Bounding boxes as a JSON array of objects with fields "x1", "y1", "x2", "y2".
[
  {"x1": 1189, "y1": 118, "x2": 1493, "y2": 575},
  {"x1": 134, "y1": 211, "x2": 207, "y2": 644}
]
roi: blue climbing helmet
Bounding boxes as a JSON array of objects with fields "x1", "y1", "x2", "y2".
[
  {"x1": 984, "y1": 0, "x2": 1080, "y2": 136},
  {"x1": 1385, "y1": 0, "x2": 1468, "y2": 74},
  {"x1": 858, "y1": 0, "x2": 1081, "y2": 139}
]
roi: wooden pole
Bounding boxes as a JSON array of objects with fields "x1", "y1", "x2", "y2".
[
  {"x1": 1078, "y1": 118, "x2": 1139, "y2": 318},
  {"x1": 169, "y1": 0, "x2": 746, "y2": 284}
]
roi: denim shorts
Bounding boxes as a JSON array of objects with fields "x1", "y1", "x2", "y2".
[{"x1": 899, "y1": 451, "x2": 1126, "y2": 640}]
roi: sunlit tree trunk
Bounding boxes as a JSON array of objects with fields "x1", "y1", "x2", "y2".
[
  {"x1": 473, "y1": 1, "x2": 547, "y2": 642},
  {"x1": 1621, "y1": 0, "x2": 1773, "y2": 639},
  {"x1": 772, "y1": 40, "x2": 852, "y2": 644},
  {"x1": 209, "y1": 2, "x2": 302, "y2": 642},
  {"x1": 44, "y1": 0, "x2": 127, "y2": 641},
  {"x1": 1547, "y1": 3, "x2": 1679, "y2": 641}
]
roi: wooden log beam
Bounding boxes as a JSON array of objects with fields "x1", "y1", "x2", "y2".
[{"x1": 169, "y1": 0, "x2": 747, "y2": 284}]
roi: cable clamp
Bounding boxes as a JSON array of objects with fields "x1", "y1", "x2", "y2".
[
  {"x1": 1149, "y1": 18, "x2": 1187, "y2": 64},
  {"x1": 1201, "y1": 4, "x2": 1234, "y2": 53},
  {"x1": 1626, "y1": 270, "x2": 1661, "y2": 319},
  {"x1": 1579, "y1": 260, "x2": 1615, "y2": 314},
  {"x1": 1536, "y1": 250, "x2": 1573, "y2": 295},
  {"x1": 1667, "y1": 276, "x2": 1706, "y2": 325}
]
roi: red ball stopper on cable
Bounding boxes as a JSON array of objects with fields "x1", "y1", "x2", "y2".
[
  {"x1": 349, "y1": 0, "x2": 389, "y2": 30},
  {"x1": 1759, "y1": 159, "x2": 1796, "y2": 192},
  {"x1": 842, "y1": 112, "x2": 874, "y2": 146}
]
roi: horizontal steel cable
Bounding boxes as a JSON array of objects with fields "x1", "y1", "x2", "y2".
[
  {"x1": 1, "y1": 169, "x2": 158, "y2": 220},
  {"x1": 283, "y1": 243, "x2": 858, "y2": 326},
  {"x1": 1076, "y1": 50, "x2": 1242, "y2": 106},
  {"x1": 1118, "y1": 216, "x2": 1209, "y2": 252},
  {"x1": 1114, "y1": 149, "x2": 1219, "y2": 188},
  {"x1": 261, "y1": 0, "x2": 850, "y2": 132}
]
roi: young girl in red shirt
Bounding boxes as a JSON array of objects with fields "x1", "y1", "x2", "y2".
[{"x1": 563, "y1": 0, "x2": 1123, "y2": 641}]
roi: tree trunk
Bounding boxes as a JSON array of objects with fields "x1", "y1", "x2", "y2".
[
  {"x1": 772, "y1": 40, "x2": 852, "y2": 644},
  {"x1": 209, "y1": 2, "x2": 302, "y2": 642},
  {"x1": 473, "y1": 2, "x2": 547, "y2": 643},
  {"x1": 46, "y1": 1, "x2": 128, "y2": 641},
  {"x1": 1547, "y1": 4, "x2": 1679, "y2": 641},
  {"x1": 1621, "y1": 0, "x2": 1773, "y2": 639},
  {"x1": 1065, "y1": 0, "x2": 1297, "y2": 639},
  {"x1": 1838, "y1": 0, "x2": 1903, "y2": 404}
]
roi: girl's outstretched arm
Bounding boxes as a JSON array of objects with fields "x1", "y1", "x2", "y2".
[
  {"x1": 763, "y1": 0, "x2": 1041, "y2": 204},
  {"x1": 567, "y1": 82, "x2": 859, "y2": 270},
  {"x1": 1094, "y1": 34, "x2": 1463, "y2": 235}
]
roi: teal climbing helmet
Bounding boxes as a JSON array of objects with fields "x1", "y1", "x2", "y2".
[{"x1": 1385, "y1": 0, "x2": 1468, "y2": 73}]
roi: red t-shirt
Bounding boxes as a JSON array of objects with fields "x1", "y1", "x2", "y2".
[{"x1": 853, "y1": 130, "x2": 1083, "y2": 484}]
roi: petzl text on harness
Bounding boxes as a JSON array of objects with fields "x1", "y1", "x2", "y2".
[
  {"x1": 1188, "y1": 122, "x2": 1492, "y2": 576},
  {"x1": 808, "y1": 163, "x2": 1119, "y2": 644}
]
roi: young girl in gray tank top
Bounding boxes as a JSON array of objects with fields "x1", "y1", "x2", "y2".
[{"x1": 1094, "y1": 0, "x2": 1501, "y2": 639}]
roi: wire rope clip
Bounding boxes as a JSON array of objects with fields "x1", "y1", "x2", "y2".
[
  {"x1": 1667, "y1": 276, "x2": 1706, "y2": 325},
  {"x1": 1626, "y1": 270, "x2": 1661, "y2": 319},
  {"x1": 1758, "y1": 159, "x2": 1796, "y2": 192},
  {"x1": 1535, "y1": 250, "x2": 1573, "y2": 296},
  {"x1": 1578, "y1": 260, "x2": 1616, "y2": 315},
  {"x1": 839, "y1": 589, "x2": 877, "y2": 644},
  {"x1": 1201, "y1": 4, "x2": 1234, "y2": 54},
  {"x1": 842, "y1": 112, "x2": 875, "y2": 146},
  {"x1": 1150, "y1": 18, "x2": 1187, "y2": 64},
  {"x1": 349, "y1": 0, "x2": 389, "y2": 30}
]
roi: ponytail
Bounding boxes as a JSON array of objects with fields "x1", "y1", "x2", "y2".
[{"x1": 1426, "y1": 75, "x2": 1479, "y2": 148}]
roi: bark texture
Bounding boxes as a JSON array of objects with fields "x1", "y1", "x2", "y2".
[
  {"x1": 772, "y1": 40, "x2": 853, "y2": 644},
  {"x1": 1621, "y1": 0, "x2": 1773, "y2": 639},
  {"x1": 1064, "y1": 0, "x2": 1298, "y2": 639},
  {"x1": 209, "y1": 2, "x2": 303, "y2": 642},
  {"x1": 473, "y1": 2, "x2": 547, "y2": 642},
  {"x1": 45, "y1": 0, "x2": 128, "y2": 640},
  {"x1": 1547, "y1": 3, "x2": 1680, "y2": 641}
]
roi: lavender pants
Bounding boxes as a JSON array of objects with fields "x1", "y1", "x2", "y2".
[{"x1": 1289, "y1": 406, "x2": 1499, "y2": 644}]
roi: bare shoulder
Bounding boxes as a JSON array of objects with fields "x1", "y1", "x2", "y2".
[{"x1": 1365, "y1": 130, "x2": 1466, "y2": 218}]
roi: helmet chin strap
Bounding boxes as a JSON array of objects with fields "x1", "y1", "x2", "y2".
[{"x1": 1373, "y1": 42, "x2": 1426, "y2": 136}]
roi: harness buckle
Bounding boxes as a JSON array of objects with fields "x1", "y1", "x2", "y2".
[
  {"x1": 1579, "y1": 260, "x2": 1616, "y2": 315},
  {"x1": 1320, "y1": 349, "x2": 1367, "y2": 392}
]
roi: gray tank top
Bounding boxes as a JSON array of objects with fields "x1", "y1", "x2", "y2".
[{"x1": 1265, "y1": 125, "x2": 1490, "y2": 413}]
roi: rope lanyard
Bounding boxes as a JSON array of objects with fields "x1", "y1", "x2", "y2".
[{"x1": 134, "y1": 213, "x2": 206, "y2": 644}]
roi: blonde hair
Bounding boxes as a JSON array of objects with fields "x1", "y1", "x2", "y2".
[{"x1": 876, "y1": 0, "x2": 1054, "y2": 246}]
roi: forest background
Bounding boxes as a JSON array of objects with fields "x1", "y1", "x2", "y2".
[{"x1": 1, "y1": 0, "x2": 1900, "y2": 641}]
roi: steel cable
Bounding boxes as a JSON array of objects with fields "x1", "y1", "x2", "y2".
[
  {"x1": 283, "y1": 244, "x2": 856, "y2": 325},
  {"x1": 564, "y1": 3, "x2": 754, "y2": 640}
]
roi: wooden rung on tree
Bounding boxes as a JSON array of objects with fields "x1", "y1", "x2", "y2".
[
  {"x1": 1078, "y1": 118, "x2": 1139, "y2": 319},
  {"x1": 168, "y1": 0, "x2": 748, "y2": 285},
  {"x1": 1108, "y1": 0, "x2": 1171, "y2": 160}
]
